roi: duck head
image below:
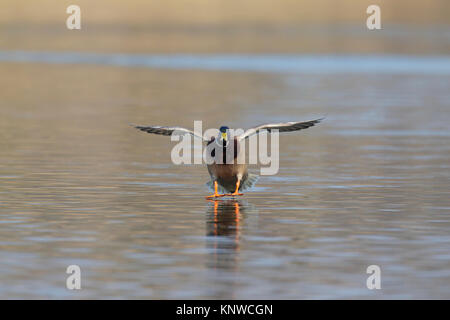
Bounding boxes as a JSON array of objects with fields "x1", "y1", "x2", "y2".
[{"x1": 219, "y1": 126, "x2": 229, "y2": 145}]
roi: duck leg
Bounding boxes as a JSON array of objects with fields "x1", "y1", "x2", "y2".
[
  {"x1": 206, "y1": 181, "x2": 226, "y2": 199},
  {"x1": 228, "y1": 179, "x2": 244, "y2": 196}
]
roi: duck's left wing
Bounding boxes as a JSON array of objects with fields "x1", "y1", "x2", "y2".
[
  {"x1": 238, "y1": 118, "x2": 324, "y2": 141},
  {"x1": 134, "y1": 125, "x2": 207, "y2": 141}
]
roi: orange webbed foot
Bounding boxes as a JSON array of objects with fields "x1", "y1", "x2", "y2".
[
  {"x1": 223, "y1": 192, "x2": 244, "y2": 197},
  {"x1": 225, "y1": 179, "x2": 244, "y2": 197},
  {"x1": 206, "y1": 181, "x2": 226, "y2": 199},
  {"x1": 205, "y1": 193, "x2": 226, "y2": 199}
]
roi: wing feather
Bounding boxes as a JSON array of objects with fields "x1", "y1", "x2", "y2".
[
  {"x1": 238, "y1": 118, "x2": 324, "y2": 140},
  {"x1": 134, "y1": 125, "x2": 207, "y2": 141}
]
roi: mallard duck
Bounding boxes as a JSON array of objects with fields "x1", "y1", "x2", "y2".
[{"x1": 135, "y1": 118, "x2": 322, "y2": 198}]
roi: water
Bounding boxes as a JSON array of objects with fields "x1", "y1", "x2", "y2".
[
  {"x1": 2, "y1": 51, "x2": 450, "y2": 74},
  {"x1": 0, "y1": 52, "x2": 449, "y2": 299}
]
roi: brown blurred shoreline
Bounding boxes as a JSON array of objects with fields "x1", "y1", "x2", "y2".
[{"x1": 0, "y1": 0, "x2": 449, "y2": 54}]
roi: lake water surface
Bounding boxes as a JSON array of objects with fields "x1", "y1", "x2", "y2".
[{"x1": 0, "y1": 52, "x2": 449, "y2": 299}]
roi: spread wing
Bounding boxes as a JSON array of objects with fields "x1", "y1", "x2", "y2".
[
  {"x1": 238, "y1": 118, "x2": 324, "y2": 141},
  {"x1": 134, "y1": 125, "x2": 207, "y2": 141}
]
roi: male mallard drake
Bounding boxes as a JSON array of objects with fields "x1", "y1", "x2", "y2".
[{"x1": 135, "y1": 118, "x2": 322, "y2": 199}]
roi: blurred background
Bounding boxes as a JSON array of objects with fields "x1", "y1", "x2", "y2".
[
  {"x1": 0, "y1": 0, "x2": 449, "y2": 299},
  {"x1": 0, "y1": 0, "x2": 449, "y2": 53}
]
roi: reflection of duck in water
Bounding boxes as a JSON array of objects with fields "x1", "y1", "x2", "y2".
[
  {"x1": 205, "y1": 200, "x2": 257, "y2": 298},
  {"x1": 207, "y1": 199, "x2": 244, "y2": 239},
  {"x1": 206, "y1": 200, "x2": 247, "y2": 271}
]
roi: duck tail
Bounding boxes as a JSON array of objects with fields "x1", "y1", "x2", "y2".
[{"x1": 241, "y1": 173, "x2": 259, "y2": 191}]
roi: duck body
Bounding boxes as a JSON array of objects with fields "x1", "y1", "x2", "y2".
[
  {"x1": 207, "y1": 163, "x2": 249, "y2": 193},
  {"x1": 206, "y1": 136, "x2": 253, "y2": 193}
]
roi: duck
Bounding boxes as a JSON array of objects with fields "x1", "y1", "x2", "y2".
[{"x1": 134, "y1": 118, "x2": 323, "y2": 199}]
